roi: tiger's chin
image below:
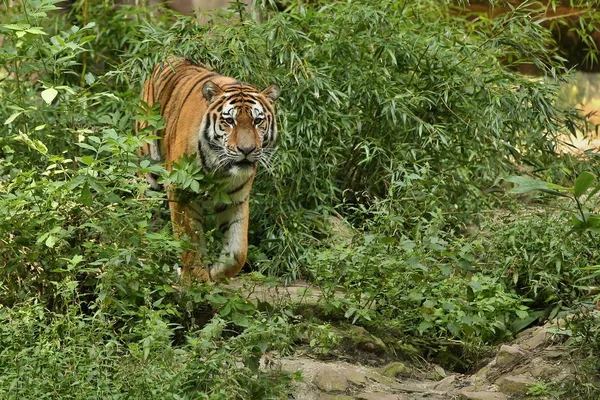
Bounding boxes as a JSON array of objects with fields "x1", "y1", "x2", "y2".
[{"x1": 227, "y1": 161, "x2": 256, "y2": 178}]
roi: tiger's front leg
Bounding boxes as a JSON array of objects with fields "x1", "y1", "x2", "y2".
[
  {"x1": 168, "y1": 191, "x2": 211, "y2": 282},
  {"x1": 209, "y1": 196, "x2": 250, "y2": 281}
]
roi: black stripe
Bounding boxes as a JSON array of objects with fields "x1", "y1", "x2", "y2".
[
  {"x1": 218, "y1": 221, "x2": 229, "y2": 233},
  {"x1": 215, "y1": 194, "x2": 248, "y2": 214},
  {"x1": 198, "y1": 147, "x2": 209, "y2": 171},
  {"x1": 222, "y1": 81, "x2": 242, "y2": 89},
  {"x1": 211, "y1": 113, "x2": 219, "y2": 136},
  {"x1": 215, "y1": 203, "x2": 228, "y2": 213},
  {"x1": 162, "y1": 70, "x2": 196, "y2": 112},
  {"x1": 208, "y1": 142, "x2": 222, "y2": 152},
  {"x1": 156, "y1": 70, "x2": 178, "y2": 102},
  {"x1": 219, "y1": 218, "x2": 242, "y2": 234},
  {"x1": 231, "y1": 194, "x2": 249, "y2": 206},
  {"x1": 202, "y1": 116, "x2": 212, "y2": 144},
  {"x1": 227, "y1": 178, "x2": 251, "y2": 195},
  {"x1": 181, "y1": 73, "x2": 217, "y2": 106}
]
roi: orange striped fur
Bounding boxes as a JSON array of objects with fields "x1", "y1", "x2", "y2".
[{"x1": 137, "y1": 58, "x2": 280, "y2": 281}]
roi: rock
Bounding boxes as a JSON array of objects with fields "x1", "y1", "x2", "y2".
[
  {"x1": 473, "y1": 362, "x2": 493, "y2": 380},
  {"x1": 542, "y1": 348, "x2": 564, "y2": 359},
  {"x1": 432, "y1": 364, "x2": 446, "y2": 378},
  {"x1": 391, "y1": 383, "x2": 433, "y2": 393},
  {"x1": 379, "y1": 361, "x2": 412, "y2": 378},
  {"x1": 339, "y1": 366, "x2": 366, "y2": 386},
  {"x1": 278, "y1": 359, "x2": 307, "y2": 373},
  {"x1": 313, "y1": 366, "x2": 348, "y2": 392},
  {"x1": 495, "y1": 345, "x2": 526, "y2": 367},
  {"x1": 319, "y1": 395, "x2": 354, "y2": 400},
  {"x1": 516, "y1": 326, "x2": 537, "y2": 339},
  {"x1": 434, "y1": 374, "x2": 458, "y2": 392},
  {"x1": 356, "y1": 393, "x2": 403, "y2": 400},
  {"x1": 530, "y1": 363, "x2": 560, "y2": 379},
  {"x1": 496, "y1": 375, "x2": 535, "y2": 395},
  {"x1": 458, "y1": 391, "x2": 508, "y2": 400},
  {"x1": 364, "y1": 371, "x2": 396, "y2": 385},
  {"x1": 519, "y1": 328, "x2": 548, "y2": 350}
]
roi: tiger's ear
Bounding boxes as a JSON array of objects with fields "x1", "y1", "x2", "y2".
[
  {"x1": 202, "y1": 81, "x2": 224, "y2": 104},
  {"x1": 261, "y1": 84, "x2": 280, "y2": 102}
]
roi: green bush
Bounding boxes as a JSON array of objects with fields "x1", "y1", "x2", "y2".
[
  {"x1": 0, "y1": 301, "x2": 296, "y2": 399},
  {"x1": 121, "y1": 0, "x2": 586, "y2": 277}
]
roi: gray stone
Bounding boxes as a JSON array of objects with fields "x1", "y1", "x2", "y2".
[
  {"x1": 496, "y1": 344, "x2": 525, "y2": 367},
  {"x1": 364, "y1": 371, "x2": 396, "y2": 385},
  {"x1": 392, "y1": 383, "x2": 432, "y2": 393},
  {"x1": 356, "y1": 393, "x2": 403, "y2": 400},
  {"x1": 519, "y1": 328, "x2": 548, "y2": 350},
  {"x1": 458, "y1": 391, "x2": 508, "y2": 400},
  {"x1": 516, "y1": 326, "x2": 538, "y2": 339},
  {"x1": 473, "y1": 362, "x2": 493, "y2": 379},
  {"x1": 339, "y1": 366, "x2": 366, "y2": 386},
  {"x1": 379, "y1": 361, "x2": 412, "y2": 378},
  {"x1": 530, "y1": 363, "x2": 560, "y2": 379},
  {"x1": 313, "y1": 366, "x2": 348, "y2": 392},
  {"x1": 432, "y1": 364, "x2": 446, "y2": 378},
  {"x1": 542, "y1": 348, "x2": 564, "y2": 359},
  {"x1": 496, "y1": 375, "x2": 535, "y2": 395},
  {"x1": 319, "y1": 394, "x2": 354, "y2": 400},
  {"x1": 434, "y1": 374, "x2": 458, "y2": 392}
]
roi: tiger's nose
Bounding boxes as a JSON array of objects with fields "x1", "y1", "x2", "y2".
[{"x1": 237, "y1": 145, "x2": 256, "y2": 155}]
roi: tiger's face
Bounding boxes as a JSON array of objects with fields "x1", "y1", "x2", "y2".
[{"x1": 199, "y1": 81, "x2": 280, "y2": 177}]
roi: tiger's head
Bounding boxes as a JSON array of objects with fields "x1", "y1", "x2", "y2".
[{"x1": 199, "y1": 81, "x2": 280, "y2": 177}]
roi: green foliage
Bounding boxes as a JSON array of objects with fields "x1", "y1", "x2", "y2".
[
  {"x1": 121, "y1": 0, "x2": 588, "y2": 277},
  {"x1": 508, "y1": 171, "x2": 600, "y2": 234},
  {"x1": 0, "y1": 302, "x2": 296, "y2": 399}
]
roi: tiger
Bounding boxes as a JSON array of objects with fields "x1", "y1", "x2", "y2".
[{"x1": 136, "y1": 58, "x2": 280, "y2": 282}]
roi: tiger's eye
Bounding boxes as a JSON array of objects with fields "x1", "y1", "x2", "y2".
[
  {"x1": 222, "y1": 116, "x2": 235, "y2": 125},
  {"x1": 254, "y1": 117, "x2": 264, "y2": 126}
]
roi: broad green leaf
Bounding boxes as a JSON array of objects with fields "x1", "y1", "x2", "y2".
[
  {"x1": 80, "y1": 155, "x2": 95, "y2": 166},
  {"x1": 41, "y1": 88, "x2": 58, "y2": 105},
  {"x1": 587, "y1": 183, "x2": 600, "y2": 203},
  {"x1": 231, "y1": 312, "x2": 250, "y2": 327},
  {"x1": 574, "y1": 171, "x2": 596, "y2": 198},
  {"x1": 79, "y1": 182, "x2": 92, "y2": 206},
  {"x1": 2, "y1": 23, "x2": 29, "y2": 30},
  {"x1": 588, "y1": 215, "x2": 600, "y2": 227},
  {"x1": 4, "y1": 111, "x2": 22, "y2": 125},
  {"x1": 510, "y1": 311, "x2": 541, "y2": 333},
  {"x1": 25, "y1": 27, "x2": 46, "y2": 35},
  {"x1": 84, "y1": 72, "x2": 95, "y2": 85},
  {"x1": 15, "y1": 132, "x2": 48, "y2": 155},
  {"x1": 506, "y1": 176, "x2": 551, "y2": 194},
  {"x1": 417, "y1": 321, "x2": 433, "y2": 335},
  {"x1": 45, "y1": 235, "x2": 57, "y2": 248},
  {"x1": 506, "y1": 176, "x2": 570, "y2": 196},
  {"x1": 468, "y1": 281, "x2": 483, "y2": 292},
  {"x1": 31, "y1": 138, "x2": 48, "y2": 155},
  {"x1": 70, "y1": 255, "x2": 84, "y2": 266}
]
